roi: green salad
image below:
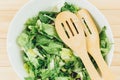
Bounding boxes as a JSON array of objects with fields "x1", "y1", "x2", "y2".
[{"x1": 17, "y1": 2, "x2": 111, "y2": 80}]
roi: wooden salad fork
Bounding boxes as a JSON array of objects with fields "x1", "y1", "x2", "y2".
[
  {"x1": 55, "y1": 11, "x2": 102, "y2": 80},
  {"x1": 76, "y1": 9, "x2": 116, "y2": 80}
]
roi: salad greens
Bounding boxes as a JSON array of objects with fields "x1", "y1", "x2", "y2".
[
  {"x1": 61, "y1": 2, "x2": 80, "y2": 13},
  {"x1": 100, "y1": 26, "x2": 112, "y2": 58},
  {"x1": 17, "y1": 2, "x2": 111, "y2": 80}
]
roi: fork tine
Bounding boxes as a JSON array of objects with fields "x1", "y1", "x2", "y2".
[
  {"x1": 72, "y1": 18, "x2": 86, "y2": 37},
  {"x1": 63, "y1": 21, "x2": 73, "y2": 37},
  {"x1": 67, "y1": 19, "x2": 78, "y2": 35},
  {"x1": 60, "y1": 11, "x2": 80, "y2": 36},
  {"x1": 77, "y1": 9, "x2": 98, "y2": 35},
  {"x1": 55, "y1": 11, "x2": 75, "y2": 38},
  {"x1": 77, "y1": 11, "x2": 91, "y2": 36},
  {"x1": 55, "y1": 19, "x2": 69, "y2": 40}
]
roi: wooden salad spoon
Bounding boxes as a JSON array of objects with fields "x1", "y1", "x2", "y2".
[
  {"x1": 55, "y1": 11, "x2": 102, "y2": 80},
  {"x1": 76, "y1": 9, "x2": 116, "y2": 80}
]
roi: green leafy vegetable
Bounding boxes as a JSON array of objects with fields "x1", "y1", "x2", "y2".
[
  {"x1": 17, "y1": 2, "x2": 112, "y2": 80},
  {"x1": 55, "y1": 77, "x2": 71, "y2": 80},
  {"x1": 41, "y1": 23, "x2": 58, "y2": 37},
  {"x1": 25, "y1": 16, "x2": 38, "y2": 26},
  {"x1": 60, "y1": 48, "x2": 74, "y2": 62},
  {"x1": 61, "y1": 2, "x2": 80, "y2": 13},
  {"x1": 100, "y1": 26, "x2": 112, "y2": 57},
  {"x1": 17, "y1": 33, "x2": 29, "y2": 47},
  {"x1": 39, "y1": 11, "x2": 58, "y2": 24},
  {"x1": 41, "y1": 42, "x2": 63, "y2": 55}
]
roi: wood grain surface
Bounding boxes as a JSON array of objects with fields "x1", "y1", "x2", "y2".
[{"x1": 0, "y1": 0, "x2": 120, "y2": 80}]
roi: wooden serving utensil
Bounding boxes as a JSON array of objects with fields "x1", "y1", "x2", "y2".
[
  {"x1": 76, "y1": 9, "x2": 116, "y2": 80},
  {"x1": 55, "y1": 11, "x2": 102, "y2": 80}
]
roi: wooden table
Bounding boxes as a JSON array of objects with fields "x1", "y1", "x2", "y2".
[{"x1": 0, "y1": 0, "x2": 120, "y2": 80}]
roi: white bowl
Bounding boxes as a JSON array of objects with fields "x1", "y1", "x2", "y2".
[{"x1": 7, "y1": 0, "x2": 114, "y2": 80}]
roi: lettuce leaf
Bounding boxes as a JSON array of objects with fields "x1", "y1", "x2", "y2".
[
  {"x1": 100, "y1": 26, "x2": 112, "y2": 57},
  {"x1": 61, "y1": 2, "x2": 80, "y2": 13}
]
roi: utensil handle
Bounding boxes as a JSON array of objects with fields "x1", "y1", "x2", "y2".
[
  {"x1": 77, "y1": 49, "x2": 102, "y2": 80},
  {"x1": 92, "y1": 50, "x2": 116, "y2": 80}
]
